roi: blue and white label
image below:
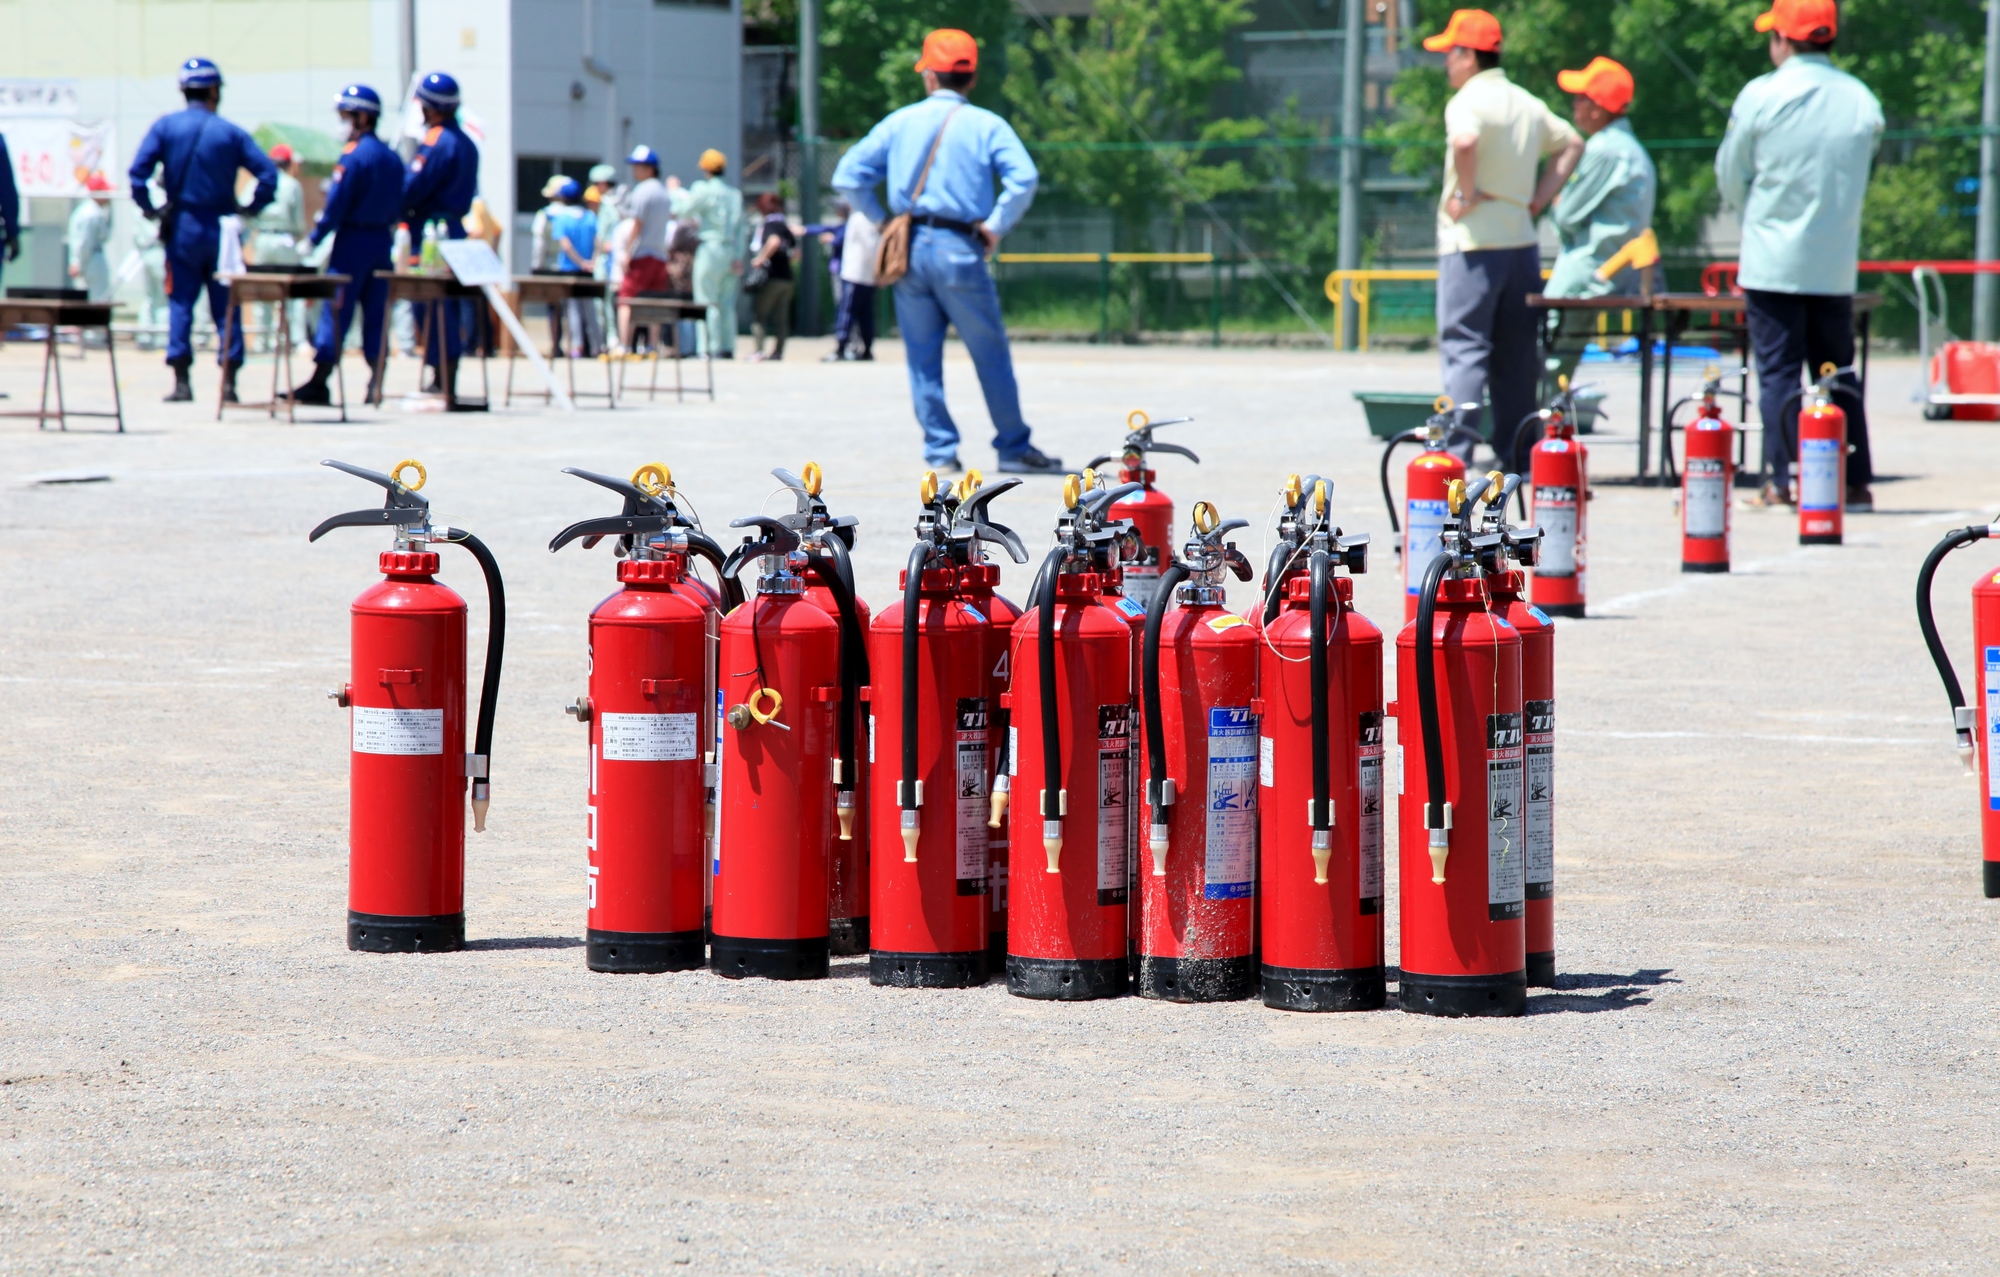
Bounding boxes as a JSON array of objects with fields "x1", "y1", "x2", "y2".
[
  {"x1": 1116, "y1": 596, "x2": 1147, "y2": 619},
  {"x1": 1203, "y1": 707, "x2": 1258, "y2": 899},
  {"x1": 1799, "y1": 436, "x2": 1842, "y2": 512},
  {"x1": 1405, "y1": 498, "x2": 1448, "y2": 595},
  {"x1": 960, "y1": 603, "x2": 985, "y2": 624},
  {"x1": 1986, "y1": 647, "x2": 2000, "y2": 810}
]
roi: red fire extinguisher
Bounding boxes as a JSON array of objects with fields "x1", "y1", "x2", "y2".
[
  {"x1": 312, "y1": 459, "x2": 506, "y2": 954},
  {"x1": 1133, "y1": 501, "x2": 1258, "y2": 1001},
  {"x1": 1519, "y1": 379, "x2": 1589, "y2": 619},
  {"x1": 1088, "y1": 410, "x2": 1197, "y2": 612},
  {"x1": 870, "y1": 472, "x2": 1028, "y2": 986},
  {"x1": 1397, "y1": 470, "x2": 1542, "y2": 1016},
  {"x1": 1006, "y1": 474, "x2": 1143, "y2": 999},
  {"x1": 550, "y1": 464, "x2": 741, "y2": 973},
  {"x1": 1917, "y1": 515, "x2": 2000, "y2": 896},
  {"x1": 1483, "y1": 566, "x2": 1555, "y2": 987},
  {"x1": 1380, "y1": 399, "x2": 1482, "y2": 622},
  {"x1": 1796, "y1": 363, "x2": 1850, "y2": 546},
  {"x1": 962, "y1": 532, "x2": 1023, "y2": 964},
  {"x1": 768, "y1": 464, "x2": 873, "y2": 953},
  {"x1": 1672, "y1": 368, "x2": 1735, "y2": 573},
  {"x1": 1255, "y1": 479, "x2": 1383, "y2": 1011}
]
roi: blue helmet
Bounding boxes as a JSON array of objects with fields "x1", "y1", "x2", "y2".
[
  {"x1": 177, "y1": 58, "x2": 222, "y2": 90},
  {"x1": 557, "y1": 178, "x2": 583, "y2": 202},
  {"x1": 627, "y1": 144, "x2": 660, "y2": 169},
  {"x1": 414, "y1": 72, "x2": 461, "y2": 109},
  {"x1": 335, "y1": 84, "x2": 382, "y2": 114}
]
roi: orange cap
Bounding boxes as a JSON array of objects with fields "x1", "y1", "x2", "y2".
[
  {"x1": 1422, "y1": 9, "x2": 1503, "y2": 53},
  {"x1": 914, "y1": 29, "x2": 979, "y2": 74},
  {"x1": 1556, "y1": 57, "x2": 1634, "y2": 114},
  {"x1": 1754, "y1": 0, "x2": 1837, "y2": 41}
]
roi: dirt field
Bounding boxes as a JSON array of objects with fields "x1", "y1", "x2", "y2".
[{"x1": 1, "y1": 336, "x2": 1995, "y2": 1273}]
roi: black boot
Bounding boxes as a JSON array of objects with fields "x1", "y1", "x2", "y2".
[
  {"x1": 282, "y1": 361, "x2": 335, "y2": 406},
  {"x1": 364, "y1": 375, "x2": 382, "y2": 406},
  {"x1": 220, "y1": 361, "x2": 241, "y2": 404},
  {"x1": 163, "y1": 362, "x2": 192, "y2": 403}
]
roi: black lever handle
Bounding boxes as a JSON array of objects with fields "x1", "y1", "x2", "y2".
[
  {"x1": 722, "y1": 515, "x2": 802, "y2": 578},
  {"x1": 308, "y1": 506, "x2": 429, "y2": 542},
  {"x1": 549, "y1": 512, "x2": 673, "y2": 553}
]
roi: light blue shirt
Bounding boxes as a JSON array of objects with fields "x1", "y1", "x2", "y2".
[
  {"x1": 1546, "y1": 118, "x2": 1656, "y2": 299},
  {"x1": 831, "y1": 90, "x2": 1038, "y2": 238},
  {"x1": 1715, "y1": 53, "x2": 1883, "y2": 295}
]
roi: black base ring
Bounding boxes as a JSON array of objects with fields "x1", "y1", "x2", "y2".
[
  {"x1": 1680, "y1": 561, "x2": 1729, "y2": 574},
  {"x1": 1537, "y1": 603, "x2": 1586, "y2": 618},
  {"x1": 1399, "y1": 969, "x2": 1527, "y2": 1017},
  {"x1": 1137, "y1": 953, "x2": 1256, "y2": 1002},
  {"x1": 869, "y1": 949, "x2": 990, "y2": 988},
  {"x1": 1800, "y1": 534, "x2": 1842, "y2": 545},
  {"x1": 348, "y1": 910, "x2": 463, "y2": 954},
  {"x1": 1006, "y1": 954, "x2": 1128, "y2": 1000},
  {"x1": 710, "y1": 933, "x2": 830, "y2": 981},
  {"x1": 1525, "y1": 950, "x2": 1556, "y2": 987},
  {"x1": 1985, "y1": 861, "x2": 2000, "y2": 899},
  {"x1": 587, "y1": 928, "x2": 706, "y2": 974},
  {"x1": 829, "y1": 916, "x2": 870, "y2": 957},
  {"x1": 1260, "y1": 962, "x2": 1386, "y2": 1012}
]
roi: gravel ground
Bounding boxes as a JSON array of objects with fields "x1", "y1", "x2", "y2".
[{"x1": 1, "y1": 336, "x2": 1996, "y2": 1274}]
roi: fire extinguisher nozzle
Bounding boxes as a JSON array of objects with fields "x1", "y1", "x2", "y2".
[
  {"x1": 989, "y1": 785, "x2": 1009, "y2": 829},
  {"x1": 471, "y1": 781, "x2": 491, "y2": 834},
  {"x1": 901, "y1": 825, "x2": 920, "y2": 863},
  {"x1": 1043, "y1": 822, "x2": 1063, "y2": 872},
  {"x1": 837, "y1": 807, "x2": 855, "y2": 842},
  {"x1": 1148, "y1": 827, "x2": 1169, "y2": 877},
  {"x1": 1427, "y1": 825, "x2": 1449, "y2": 884}
]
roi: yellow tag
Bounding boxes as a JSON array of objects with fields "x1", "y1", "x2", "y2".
[{"x1": 1208, "y1": 614, "x2": 1248, "y2": 632}]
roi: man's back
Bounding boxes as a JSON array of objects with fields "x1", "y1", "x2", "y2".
[
  {"x1": 831, "y1": 91, "x2": 1037, "y2": 237},
  {"x1": 1437, "y1": 69, "x2": 1576, "y2": 253},
  {"x1": 621, "y1": 177, "x2": 671, "y2": 259},
  {"x1": 1716, "y1": 53, "x2": 1882, "y2": 294},
  {"x1": 130, "y1": 106, "x2": 272, "y2": 218}
]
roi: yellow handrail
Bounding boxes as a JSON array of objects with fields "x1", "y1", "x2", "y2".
[
  {"x1": 1324, "y1": 268, "x2": 1438, "y2": 350},
  {"x1": 996, "y1": 252, "x2": 1216, "y2": 265}
]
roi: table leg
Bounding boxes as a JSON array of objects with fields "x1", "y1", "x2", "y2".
[
  {"x1": 36, "y1": 323, "x2": 55, "y2": 430},
  {"x1": 105, "y1": 321, "x2": 124, "y2": 433},
  {"x1": 1637, "y1": 307, "x2": 1654, "y2": 481},
  {"x1": 276, "y1": 303, "x2": 291, "y2": 423}
]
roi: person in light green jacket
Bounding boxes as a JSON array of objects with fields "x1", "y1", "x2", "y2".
[
  {"x1": 669, "y1": 149, "x2": 744, "y2": 357},
  {"x1": 1546, "y1": 57, "x2": 1655, "y2": 299},
  {"x1": 65, "y1": 178, "x2": 112, "y2": 302}
]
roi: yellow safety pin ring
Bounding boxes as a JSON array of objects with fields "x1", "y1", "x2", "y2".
[
  {"x1": 632, "y1": 463, "x2": 671, "y2": 497},
  {"x1": 1127, "y1": 409, "x2": 1150, "y2": 431},
  {"x1": 1063, "y1": 473, "x2": 1082, "y2": 510},
  {"x1": 963, "y1": 467, "x2": 983, "y2": 493},
  {"x1": 1446, "y1": 478, "x2": 1467, "y2": 515},
  {"x1": 1313, "y1": 479, "x2": 1329, "y2": 518},
  {"x1": 749, "y1": 687, "x2": 784, "y2": 725},
  {"x1": 1283, "y1": 473, "x2": 1302, "y2": 506},
  {"x1": 392, "y1": 459, "x2": 426, "y2": 492},
  {"x1": 921, "y1": 470, "x2": 940, "y2": 504},
  {"x1": 1484, "y1": 470, "x2": 1506, "y2": 505},
  {"x1": 1192, "y1": 500, "x2": 1219, "y2": 534},
  {"x1": 1432, "y1": 394, "x2": 1453, "y2": 413},
  {"x1": 801, "y1": 461, "x2": 824, "y2": 497}
]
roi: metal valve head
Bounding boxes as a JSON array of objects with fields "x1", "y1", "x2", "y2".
[
  {"x1": 1175, "y1": 501, "x2": 1254, "y2": 583},
  {"x1": 951, "y1": 473, "x2": 1029, "y2": 564},
  {"x1": 308, "y1": 457, "x2": 433, "y2": 542},
  {"x1": 720, "y1": 515, "x2": 803, "y2": 579},
  {"x1": 548, "y1": 464, "x2": 692, "y2": 553},
  {"x1": 1085, "y1": 408, "x2": 1200, "y2": 472}
]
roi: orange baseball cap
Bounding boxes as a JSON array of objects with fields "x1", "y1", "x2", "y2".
[
  {"x1": 1556, "y1": 57, "x2": 1634, "y2": 114},
  {"x1": 1754, "y1": 0, "x2": 1837, "y2": 41},
  {"x1": 1422, "y1": 9, "x2": 1503, "y2": 53},
  {"x1": 914, "y1": 29, "x2": 979, "y2": 74}
]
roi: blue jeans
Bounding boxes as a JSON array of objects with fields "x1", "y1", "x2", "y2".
[
  {"x1": 313, "y1": 229, "x2": 392, "y2": 366},
  {"x1": 164, "y1": 212, "x2": 243, "y2": 367},
  {"x1": 835, "y1": 279, "x2": 876, "y2": 353},
  {"x1": 893, "y1": 226, "x2": 1029, "y2": 463}
]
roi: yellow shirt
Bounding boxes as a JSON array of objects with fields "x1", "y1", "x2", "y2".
[{"x1": 1436, "y1": 69, "x2": 1579, "y2": 254}]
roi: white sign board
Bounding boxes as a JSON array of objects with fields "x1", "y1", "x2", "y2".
[
  {"x1": 5, "y1": 117, "x2": 115, "y2": 198},
  {"x1": 436, "y1": 238, "x2": 509, "y2": 287}
]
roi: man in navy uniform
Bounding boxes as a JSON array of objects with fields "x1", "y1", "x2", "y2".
[
  {"x1": 127, "y1": 57, "x2": 277, "y2": 403},
  {"x1": 401, "y1": 72, "x2": 480, "y2": 392},
  {"x1": 286, "y1": 85, "x2": 404, "y2": 407}
]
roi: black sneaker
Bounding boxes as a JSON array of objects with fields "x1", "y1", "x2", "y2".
[
  {"x1": 997, "y1": 445, "x2": 1063, "y2": 475},
  {"x1": 928, "y1": 456, "x2": 963, "y2": 473},
  {"x1": 282, "y1": 381, "x2": 333, "y2": 406},
  {"x1": 163, "y1": 376, "x2": 192, "y2": 403}
]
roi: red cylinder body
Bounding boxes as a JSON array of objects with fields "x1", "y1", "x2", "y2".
[
  {"x1": 1105, "y1": 573, "x2": 1148, "y2": 945},
  {"x1": 1680, "y1": 406, "x2": 1734, "y2": 573},
  {"x1": 1258, "y1": 575, "x2": 1387, "y2": 1010},
  {"x1": 1403, "y1": 449, "x2": 1466, "y2": 622},
  {"x1": 1135, "y1": 596, "x2": 1258, "y2": 1002},
  {"x1": 1529, "y1": 421, "x2": 1587, "y2": 618},
  {"x1": 1486, "y1": 570, "x2": 1554, "y2": 988},
  {"x1": 582, "y1": 555, "x2": 712, "y2": 973},
  {"x1": 1394, "y1": 576, "x2": 1526, "y2": 1016},
  {"x1": 802, "y1": 563, "x2": 872, "y2": 953},
  {"x1": 961, "y1": 566, "x2": 1020, "y2": 962},
  {"x1": 1005, "y1": 573, "x2": 1134, "y2": 999},
  {"x1": 345, "y1": 550, "x2": 468, "y2": 953},
  {"x1": 1111, "y1": 470, "x2": 1174, "y2": 612},
  {"x1": 711, "y1": 589, "x2": 842, "y2": 979},
  {"x1": 866, "y1": 566, "x2": 993, "y2": 986},
  {"x1": 1798, "y1": 399, "x2": 1847, "y2": 545},
  {"x1": 1974, "y1": 569, "x2": 2000, "y2": 894}
]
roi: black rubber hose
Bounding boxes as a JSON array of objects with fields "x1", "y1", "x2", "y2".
[
  {"x1": 1142, "y1": 561, "x2": 1193, "y2": 834},
  {"x1": 1035, "y1": 545, "x2": 1066, "y2": 824},
  {"x1": 1659, "y1": 397, "x2": 1696, "y2": 483},
  {"x1": 1918, "y1": 525, "x2": 1988, "y2": 747},
  {"x1": 900, "y1": 542, "x2": 932, "y2": 810},
  {"x1": 805, "y1": 550, "x2": 865, "y2": 794},
  {"x1": 448, "y1": 530, "x2": 506, "y2": 797},
  {"x1": 1414, "y1": 552, "x2": 1452, "y2": 826},
  {"x1": 685, "y1": 530, "x2": 743, "y2": 611},
  {"x1": 820, "y1": 533, "x2": 869, "y2": 686},
  {"x1": 1508, "y1": 411, "x2": 1546, "y2": 477},
  {"x1": 1309, "y1": 550, "x2": 1336, "y2": 832},
  {"x1": 1262, "y1": 541, "x2": 1298, "y2": 626},
  {"x1": 1379, "y1": 430, "x2": 1422, "y2": 533}
]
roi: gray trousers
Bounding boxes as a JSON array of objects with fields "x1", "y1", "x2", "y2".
[{"x1": 1438, "y1": 245, "x2": 1542, "y2": 469}]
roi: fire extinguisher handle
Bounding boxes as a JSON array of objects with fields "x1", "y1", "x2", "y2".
[
  {"x1": 307, "y1": 506, "x2": 428, "y2": 541},
  {"x1": 955, "y1": 477, "x2": 1031, "y2": 564},
  {"x1": 547, "y1": 513, "x2": 673, "y2": 553},
  {"x1": 1145, "y1": 442, "x2": 1201, "y2": 465},
  {"x1": 720, "y1": 517, "x2": 801, "y2": 578}
]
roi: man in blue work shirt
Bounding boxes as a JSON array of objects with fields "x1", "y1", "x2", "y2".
[
  {"x1": 1716, "y1": 0, "x2": 1883, "y2": 510},
  {"x1": 0, "y1": 135, "x2": 21, "y2": 286},
  {"x1": 402, "y1": 72, "x2": 480, "y2": 392},
  {"x1": 128, "y1": 58, "x2": 277, "y2": 403},
  {"x1": 831, "y1": 29, "x2": 1058, "y2": 474},
  {"x1": 285, "y1": 85, "x2": 404, "y2": 408}
]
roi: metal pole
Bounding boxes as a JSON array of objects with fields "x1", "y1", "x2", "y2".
[
  {"x1": 1977, "y1": 0, "x2": 2000, "y2": 340},
  {"x1": 1336, "y1": 0, "x2": 1366, "y2": 350},
  {"x1": 797, "y1": 0, "x2": 823, "y2": 338}
]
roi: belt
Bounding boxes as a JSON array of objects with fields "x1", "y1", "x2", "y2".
[{"x1": 912, "y1": 214, "x2": 982, "y2": 237}]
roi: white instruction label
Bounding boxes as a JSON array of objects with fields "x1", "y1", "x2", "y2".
[
  {"x1": 1535, "y1": 487, "x2": 1579, "y2": 577},
  {"x1": 1008, "y1": 724, "x2": 1019, "y2": 777},
  {"x1": 1486, "y1": 711, "x2": 1525, "y2": 921},
  {"x1": 352, "y1": 706, "x2": 443, "y2": 756},
  {"x1": 1799, "y1": 436, "x2": 1842, "y2": 512},
  {"x1": 1524, "y1": 699, "x2": 1554, "y2": 897},
  {"x1": 1405, "y1": 498, "x2": 1448, "y2": 596},
  {"x1": 1123, "y1": 562, "x2": 1162, "y2": 610},
  {"x1": 601, "y1": 711, "x2": 699, "y2": 762},
  {"x1": 1096, "y1": 704, "x2": 1130, "y2": 905},
  {"x1": 1203, "y1": 707, "x2": 1257, "y2": 899},
  {"x1": 1358, "y1": 711, "x2": 1384, "y2": 908},
  {"x1": 1684, "y1": 458, "x2": 1727, "y2": 538},
  {"x1": 868, "y1": 714, "x2": 876, "y2": 765},
  {"x1": 1259, "y1": 736, "x2": 1275, "y2": 788},
  {"x1": 955, "y1": 698, "x2": 991, "y2": 893}
]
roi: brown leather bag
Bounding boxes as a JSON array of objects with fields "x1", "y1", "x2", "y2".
[{"x1": 874, "y1": 105, "x2": 964, "y2": 288}]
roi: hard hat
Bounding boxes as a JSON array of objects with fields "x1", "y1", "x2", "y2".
[
  {"x1": 541, "y1": 174, "x2": 569, "y2": 200},
  {"x1": 84, "y1": 172, "x2": 112, "y2": 193},
  {"x1": 177, "y1": 58, "x2": 223, "y2": 90},
  {"x1": 268, "y1": 143, "x2": 295, "y2": 163},
  {"x1": 698, "y1": 148, "x2": 727, "y2": 174},
  {"x1": 336, "y1": 83, "x2": 383, "y2": 114},
  {"x1": 558, "y1": 178, "x2": 583, "y2": 202},
  {"x1": 414, "y1": 72, "x2": 461, "y2": 109},
  {"x1": 914, "y1": 29, "x2": 979, "y2": 74},
  {"x1": 1754, "y1": 0, "x2": 1837, "y2": 41},
  {"x1": 1421, "y1": 9, "x2": 1503, "y2": 53},
  {"x1": 627, "y1": 144, "x2": 661, "y2": 169},
  {"x1": 588, "y1": 163, "x2": 616, "y2": 184},
  {"x1": 1555, "y1": 56, "x2": 1634, "y2": 114}
]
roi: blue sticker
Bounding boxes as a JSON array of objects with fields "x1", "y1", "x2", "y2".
[{"x1": 1204, "y1": 707, "x2": 1258, "y2": 899}]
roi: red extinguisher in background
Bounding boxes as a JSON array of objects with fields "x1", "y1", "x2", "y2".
[
  {"x1": 1397, "y1": 470, "x2": 1541, "y2": 1016},
  {"x1": 1134, "y1": 502, "x2": 1258, "y2": 1002},
  {"x1": 1381, "y1": 399, "x2": 1483, "y2": 622},
  {"x1": 768, "y1": 464, "x2": 873, "y2": 953},
  {"x1": 870, "y1": 472, "x2": 1028, "y2": 986},
  {"x1": 1088, "y1": 410, "x2": 1198, "y2": 612},
  {"x1": 961, "y1": 498, "x2": 1025, "y2": 966},
  {"x1": 1795, "y1": 362, "x2": 1851, "y2": 546},
  {"x1": 311, "y1": 459, "x2": 506, "y2": 954},
  {"x1": 1482, "y1": 542, "x2": 1556, "y2": 987},
  {"x1": 1006, "y1": 474, "x2": 1144, "y2": 999},
  {"x1": 550, "y1": 464, "x2": 742, "y2": 973},
  {"x1": 1514, "y1": 378, "x2": 1588, "y2": 619},
  {"x1": 1669, "y1": 367, "x2": 1736, "y2": 573},
  {"x1": 1255, "y1": 478, "x2": 1385, "y2": 1010},
  {"x1": 1916, "y1": 513, "x2": 2000, "y2": 896}
]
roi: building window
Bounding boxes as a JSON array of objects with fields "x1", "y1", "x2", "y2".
[
  {"x1": 655, "y1": 0, "x2": 729, "y2": 8},
  {"x1": 517, "y1": 155, "x2": 602, "y2": 209}
]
